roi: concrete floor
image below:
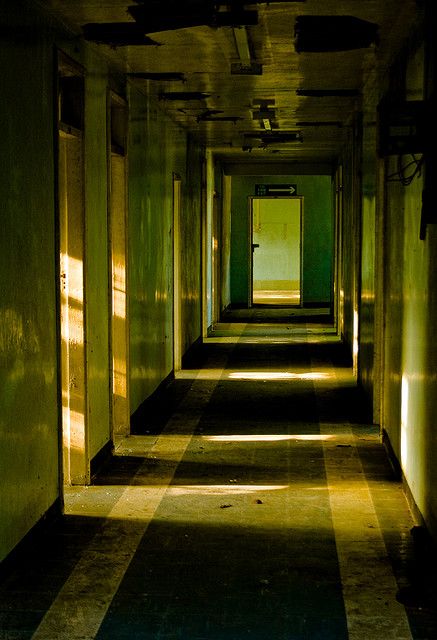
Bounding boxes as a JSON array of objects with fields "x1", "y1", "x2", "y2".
[{"x1": 1, "y1": 314, "x2": 437, "y2": 639}]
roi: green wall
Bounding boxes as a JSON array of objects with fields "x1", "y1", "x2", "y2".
[
  {"x1": 0, "y1": 3, "x2": 61, "y2": 562},
  {"x1": 357, "y1": 38, "x2": 437, "y2": 540},
  {"x1": 128, "y1": 88, "x2": 202, "y2": 414},
  {"x1": 84, "y1": 50, "x2": 111, "y2": 460},
  {"x1": 230, "y1": 175, "x2": 333, "y2": 305},
  {"x1": 340, "y1": 127, "x2": 361, "y2": 358},
  {"x1": 0, "y1": 0, "x2": 204, "y2": 563},
  {"x1": 0, "y1": 3, "x2": 115, "y2": 558},
  {"x1": 380, "y1": 42, "x2": 437, "y2": 537},
  {"x1": 181, "y1": 137, "x2": 203, "y2": 350},
  {"x1": 382, "y1": 162, "x2": 437, "y2": 535},
  {"x1": 359, "y1": 114, "x2": 377, "y2": 404}
]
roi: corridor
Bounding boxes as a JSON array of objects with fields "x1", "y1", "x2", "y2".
[{"x1": 1, "y1": 313, "x2": 436, "y2": 640}]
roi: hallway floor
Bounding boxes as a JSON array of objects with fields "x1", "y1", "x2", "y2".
[{"x1": 1, "y1": 315, "x2": 437, "y2": 639}]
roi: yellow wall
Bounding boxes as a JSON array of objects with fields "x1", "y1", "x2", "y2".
[
  {"x1": 0, "y1": 4, "x2": 60, "y2": 561},
  {"x1": 181, "y1": 137, "x2": 203, "y2": 350},
  {"x1": 84, "y1": 51, "x2": 111, "y2": 460},
  {"x1": 0, "y1": 1, "x2": 204, "y2": 562},
  {"x1": 358, "y1": 37, "x2": 437, "y2": 538},
  {"x1": 340, "y1": 117, "x2": 362, "y2": 373},
  {"x1": 359, "y1": 111, "x2": 377, "y2": 407},
  {"x1": 127, "y1": 90, "x2": 202, "y2": 415},
  {"x1": 383, "y1": 157, "x2": 437, "y2": 535}
]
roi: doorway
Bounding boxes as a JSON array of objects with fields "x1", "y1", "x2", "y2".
[
  {"x1": 173, "y1": 174, "x2": 182, "y2": 371},
  {"x1": 57, "y1": 52, "x2": 88, "y2": 485},
  {"x1": 249, "y1": 197, "x2": 303, "y2": 306},
  {"x1": 108, "y1": 92, "x2": 129, "y2": 438}
]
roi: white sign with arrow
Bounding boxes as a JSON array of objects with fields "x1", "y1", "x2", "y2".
[{"x1": 255, "y1": 184, "x2": 297, "y2": 196}]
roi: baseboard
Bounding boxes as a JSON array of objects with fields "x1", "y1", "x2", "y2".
[
  {"x1": 401, "y1": 468, "x2": 437, "y2": 543},
  {"x1": 381, "y1": 428, "x2": 403, "y2": 481},
  {"x1": 226, "y1": 303, "x2": 250, "y2": 310},
  {"x1": 301, "y1": 301, "x2": 332, "y2": 309},
  {"x1": 0, "y1": 497, "x2": 62, "y2": 577},
  {"x1": 382, "y1": 428, "x2": 437, "y2": 544},
  {"x1": 130, "y1": 339, "x2": 206, "y2": 435}
]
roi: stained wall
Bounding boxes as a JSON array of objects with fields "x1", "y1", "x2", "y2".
[
  {"x1": 0, "y1": 1, "x2": 204, "y2": 562},
  {"x1": 358, "y1": 36, "x2": 437, "y2": 538},
  {"x1": 0, "y1": 3, "x2": 60, "y2": 562},
  {"x1": 127, "y1": 88, "x2": 202, "y2": 413}
]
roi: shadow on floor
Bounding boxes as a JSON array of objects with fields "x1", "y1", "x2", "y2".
[{"x1": 220, "y1": 305, "x2": 333, "y2": 324}]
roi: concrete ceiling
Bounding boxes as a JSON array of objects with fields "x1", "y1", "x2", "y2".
[{"x1": 42, "y1": 0, "x2": 420, "y2": 166}]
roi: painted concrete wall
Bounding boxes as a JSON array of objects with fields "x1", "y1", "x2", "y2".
[
  {"x1": 0, "y1": 3, "x2": 60, "y2": 562},
  {"x1": 0, "y1": 1, "x2": 204, "y2": 562},
  {"x1": 359, "y1": 113, "x2": 377, "y2": 405},
  {"x1": 357, "y1": 36, "x2": 437, "y2": 539},
  {"x1": 0, "y1": 3, "x2": 115, "y2": 555},
  {"x1": 383, "y1": 167, "x2": 437, "y2": 536},
  {"x1": 339, "y1": 119, "x2": 362, "y2": 367},
  {"x1": 84, "y1": 51, "x2": 111, "y2": 460},
  {"x1": 180, "y1": 137, "x2": 203, "y2": 352},
  {"x1": 230, "y1": 175, "x2": 333, "y2": 305},
  {"x1": 220, "y1": 174, "x2": 232, "y2": 312},
  {"x1": 204, "y1": 152, "x2": 214, "y2": 331},
  {"x1": 128, "y1": 88, "x2": 202, "y2": 414},
  {"x1": 381, "y1": 41, "x2": 437, "y2": 537}
]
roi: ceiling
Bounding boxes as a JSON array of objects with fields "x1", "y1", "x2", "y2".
[{"x1": 42, "y1": 0, "x2": 420, "y2": 166}]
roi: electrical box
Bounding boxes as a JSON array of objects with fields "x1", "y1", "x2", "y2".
[{"x1": 378, "y1": 99, "x2": 426, "y2": 156}]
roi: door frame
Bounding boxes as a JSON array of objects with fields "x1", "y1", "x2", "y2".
[
  {"x1": 248, "y1": 195, "x2": 304, "y2": 307},
  {"x1": 334, "y1": 165, "x2": 344, "y2": 336},
  {"x1": 56, "y1": 50, "x2": 89, "y2": 486},
  {"x1": 211, "y1": 188, "x2": 221, "y2": 324},
  {"x1": 173, "y1": 173, "x2": 182, "y2": 372},
  {"x1": 107, "y1": 90, "x2": 130, "y2": 439}
]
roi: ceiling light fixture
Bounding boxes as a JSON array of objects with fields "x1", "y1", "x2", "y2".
[
  {"x1": 231, "y1": 26, "x2": 262, "y2": 75},
  {"x1": 252, "y1": 99, "x2": 275, "y2": 130},
  {"x1": 233, "y1": 26, "x2": 251, "y2": 64}
]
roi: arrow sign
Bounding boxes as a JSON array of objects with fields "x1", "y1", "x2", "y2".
[{"x1": 255, "y1": 183, "x2": 297, "y2": 196}]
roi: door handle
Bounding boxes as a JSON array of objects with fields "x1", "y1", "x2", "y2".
[{"x1": 252, "y1": 243, "x2": 260, "y2": 252}]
